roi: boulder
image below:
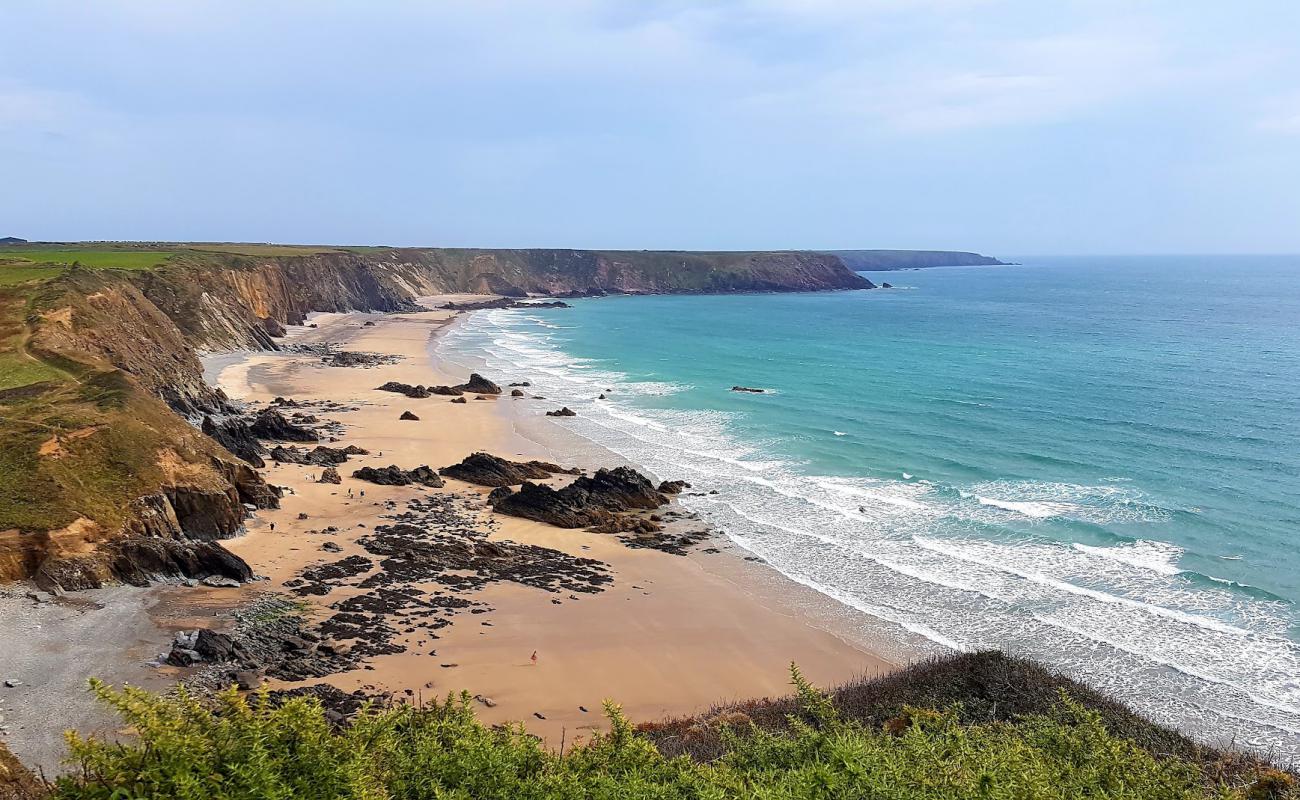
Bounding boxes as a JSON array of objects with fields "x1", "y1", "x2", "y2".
[
  {"x1": 457, "y1": 373, "x2": 501, "y2": 394},
  {"x1": 261, "y1": 317, "x2": 288, "y2": 338},
  {"x1": 658, "y1": 480, "x2": 691, "y2": 494},
  {"x1": 271, "y1": 444, "x2": 367, "y2": 466},
  {"x1": 546, "y1": 407, "x2": 577, "y2": 417},
  {"x1": 486, "y1": 486, "x2": 513, "y2": 505},
  {"x1": 399, "y1": 410, "x2": 420, "y2": 421},
  {"x1": 319, "y1": 467, "x2": 342, "y2": 484},
  {"x1": 450, "y1": 396, "x2": 467, "y2": 404},
  {"x1": 508, "y1": 381, "x2": 531, "y2": 387},
  {"x1": 511, "y1": 389, "x2": 525, "y2": 397}
]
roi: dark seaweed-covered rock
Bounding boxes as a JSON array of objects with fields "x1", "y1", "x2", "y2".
[
  {"x1": 730, "y1": 386, "x2": 765, "y2": 393},
  {"x1": 440, "y1": 452, "x2": 577, "y2": 487},
  {"x1": 248, "y1": 407, "x2": 318, "y2": 442},
  {"x1": 399, "y1": 410, "x2": 420, "y2": 421},
  {"x1": 546, "y1": 407, "x2": 576, "y2": 417},
  {"x1": 658, "y1": 480, "x2": 691, "y2": 494},
  {"x1": 375, "y1": 381, "x2": 431, "y2": 398},
  {"x1": 201, "y1": 415, "x2": 267, "y2": 467},
  {"x1": 352, "y1": 465, "x2": 443, "y2": 487}
]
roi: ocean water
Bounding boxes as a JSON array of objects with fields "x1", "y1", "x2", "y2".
[{"x1": 437, "y1": 255, "x2": 1300, "y2": 760}]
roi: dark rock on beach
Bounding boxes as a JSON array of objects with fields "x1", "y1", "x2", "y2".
[
  {"x1": 352, "y1": 465, "x2": 444, "y2": 488},
  {"x1": 546, "y1": 406, "x2": 576, "y2": 417},
  {"x1": 457, "y1": 373, "x2": 501, "y2": 395},
  {"x1": 319, "y1": 467, "x2": 342, "y2": 484},
  {"x1": 658, "y1": 480, "x2": 691, "y2": 494},
  {"x1": 511, "y1": 388, "x2": 525, "y2": 397},
  {"x1": 271, "y1": 443, "x2": 368, "y2": 466},
  {"x1": 376, "y1": 381, "x2": 432, "y2": 398},
  {"x1": 399, "y1": 410, "x2": 420, "y2": 421},
  {"x1": 440, "y1": 451, "x2": 579, "y2": 487},
  {"x1": 249, "y1": 407, "x2": 318, "y2": 441},
  {"x1": 450, "y1": 396, "x2": 467, "y2": 404},
  {"x1": 490, "y1": 467, "x2": 670, "y2": 529}
]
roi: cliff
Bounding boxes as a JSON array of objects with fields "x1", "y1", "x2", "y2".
[
  {"x1": 824, "y1": 249, "x2": 1005, "y2": 270},
  {"x1": 0, "y1": 245, "x2": 870, "y2": 590}
]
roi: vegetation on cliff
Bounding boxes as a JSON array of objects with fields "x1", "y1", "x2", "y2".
[{"x1": 31, "y1": 656, "x2": 1293, "y2": 799}]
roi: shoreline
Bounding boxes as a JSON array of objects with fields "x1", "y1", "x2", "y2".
[{"x1": 200, "y1": 299, "x2": 894, "y2": 745}]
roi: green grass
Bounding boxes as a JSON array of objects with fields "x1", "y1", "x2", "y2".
[
  {"x1": 0, "y1": 249, "x2": 176, "y2": 270},
  {"x1": 44, "y1": 668, "x2": 1293, "y2": 800},
  {"x1": 180, "y1": 243, "x2": 343, "y2": 257},
  {"x1": 0, "y1": 264, "x2": 66, "y2": 286}
]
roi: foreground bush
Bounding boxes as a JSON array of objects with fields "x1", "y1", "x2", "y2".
[{"x1": 49, "y1": 670, "x2": 1288, "y2": 799}]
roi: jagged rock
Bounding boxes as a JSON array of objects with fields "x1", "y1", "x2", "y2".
[
  {"x1": 321, "y1": 541, "x2": 342, "y2": 553},
  {"x1": 271, "y1": 444, "x2": 368, "y2": 466},
  {"x1": 450, "y1": 396, "x2": 467, "y2": 404},
  {"x1": 458, "y1": 373, "x2": 501, "y2": 394},
  {"x1": 491, "y1": 467, "x2": 669, "y2": 529},
  {"x1": 658, "y1": 480, "x2": 691, "y2": 494},
  {"x1": 429, "y1": 385, "x2": 462, "y2": 396},
  {"x1": 546, "y1": 407, "x2": 576, "y2": 417},
  {"x1": 249, "y1": 408, "x2": 318, "y2": 441},
  {"x1": 319, "y1": 467, "x2": 342, "y2": 484},
  {"x1": 486, "y1": 486, "x2": 513, "y2": 505},
  {"x1": 509, "y1": 381, "x2": 531, "y2": 387},
  {"x1": 352, "y1": 465, "x2": 443, "y2": 487},
  {"x1": 399, "y1": 410, "x2": 420, "y2": 421},
  {"x1": 440, "y1": 452, "x2": 578, "y2": 487},
  {"x1": 232, "y1": 669, "x2": 262, "y2": 690},
  {"x1": 202, "y1": 415, "x2": 267, "y2": 467},
  {"x1": 375, "y1": 381, "x2": 431, "y2": 398},
  {"x1": 730, "y1": 386, "x2": 765, "y2": 393},
  {"x1": 511, "y1": 389, "x2": 525, "y2": 397},
  {"x1": 598, "y1": 393, "x2": 607, "y2": 400},
  {"x1": 881, "y1": 282, "x2": 893, "y2": 288}
]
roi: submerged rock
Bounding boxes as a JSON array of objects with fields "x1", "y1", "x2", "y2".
[
  {"x1": 546, "y1": 406, "x2": 577, "y2": 417},
  {"x1": 730, "y1": 386, "x2": 765, "y2": 394},
  {"x1": 658, "y1": 480, "x2": 691, "y2": 494}
]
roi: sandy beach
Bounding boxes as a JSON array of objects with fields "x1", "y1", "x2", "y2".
[{"x1": 201, "y1": 298, "x2": 892, "y2": 744}]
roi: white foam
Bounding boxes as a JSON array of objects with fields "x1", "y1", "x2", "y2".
[{"x1": 1074, "y1": 541, "x2": 1183, "y2": 577}]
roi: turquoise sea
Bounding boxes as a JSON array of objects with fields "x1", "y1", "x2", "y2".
[{"x1": 440, "y1": 256, "x2": 1300, "y2": 760}]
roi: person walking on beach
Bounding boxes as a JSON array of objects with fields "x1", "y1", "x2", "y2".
[{"x1": 530, "y1": 650, "x2": 538, "y2": 664}]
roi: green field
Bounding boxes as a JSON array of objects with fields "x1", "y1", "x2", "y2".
[
  {"x1": 0, "y1": 264, "x2": 65, "y2": 286},
  {"x1": 0, "y1": 248, "x2": 176, "y2": 270}
]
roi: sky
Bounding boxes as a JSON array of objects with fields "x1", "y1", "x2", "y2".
[{"x1": 2, "y1": 1, "x2": 1299, "y2": 256}]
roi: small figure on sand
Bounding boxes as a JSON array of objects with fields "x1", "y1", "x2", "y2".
[
  {"x1": 270, "y1": 522, "x2": 276, "y2": 532},
  {"x1": 530, "y1": 650, "x2": 538, "y2": 664}
]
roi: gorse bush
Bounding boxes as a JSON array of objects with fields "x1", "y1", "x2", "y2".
[{"x1": 51, "y1": 671, "x2": 1287, "y2": 800}]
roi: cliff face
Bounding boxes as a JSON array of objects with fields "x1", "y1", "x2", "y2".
[
  {"x1": 0, "y1": 246, "x2": 870, "y2": 590},
  {"x1": 130, "y1": 248, "x2": 872, "y2": 351},
  {"x1": 824, "y1": 250, "x2": 1005, "y2": 271}
]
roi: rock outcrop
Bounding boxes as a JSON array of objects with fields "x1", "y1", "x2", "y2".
[
  {"x1": 439, "y1": 452, "x2": 579, "y2": 487},
  {"x1": 456, "y1": 373, "x2": 501, "y2": 395},
  {"x1": 546, "y1": 407, "x2": 577, "y2": 417},
  {"x1": 201, "y1": 415, "x2": 267, "y2": 467},
  {"x1": 248, "y1": 408, "x2": 318, "y2": 442},
  {"x1": 490, "y1": 467, "x2": 669, "y2": 529},
  {"x1": 351, "y1": 465, "x2": 444, "y2": 488},
  {"x1": 399, "y1": 410, "x2": 420, "y2": 421},
  {"x1": 269, "y1": 444, "x2": 367, "y2": 466}
]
